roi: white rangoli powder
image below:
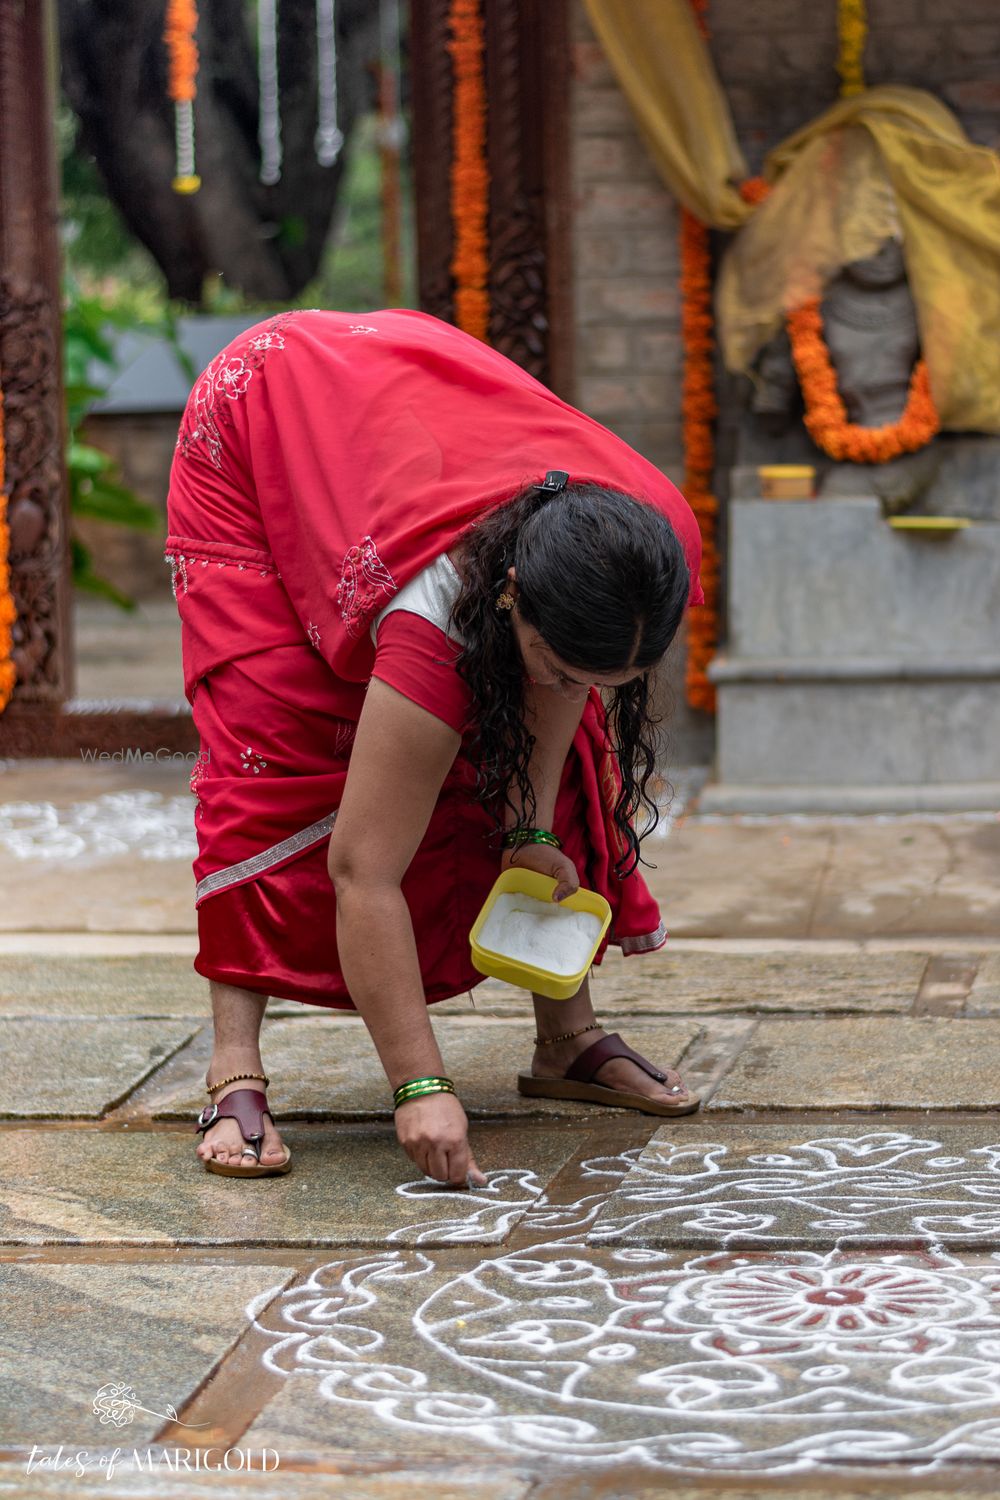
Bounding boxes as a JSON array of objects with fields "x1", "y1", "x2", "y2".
[{"x1": 478, "y1": 892, "x2": 603, "y2": 976}]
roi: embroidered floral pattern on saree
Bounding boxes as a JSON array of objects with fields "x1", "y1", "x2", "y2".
[
  {"x1": 176, "y1": 311, "x2": 298, "y2": 470},
  {"x1": 335, "y1": 535, "x2": 398, "y2": 639}
]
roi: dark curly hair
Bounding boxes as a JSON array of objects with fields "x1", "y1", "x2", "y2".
[{"x1": 447, "y1": 480, "x2": 691, "y2": 878}]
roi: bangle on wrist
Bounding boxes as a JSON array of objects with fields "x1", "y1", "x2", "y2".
[
  {"x1": 392, "y1": 1075, "x2": 455, "y2": 1109},
  {"x1": 502, "y1": 827, "x2": 562, "y2": 851}
]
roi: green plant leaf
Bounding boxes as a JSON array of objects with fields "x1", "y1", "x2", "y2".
[
  {"x1": 72, "y1": 481, "x2": 159, "y2": 529},
  {"x1": 71, "y1": 536, "x2": 138, "y2": 610},
  {"x1": 67, "y1": 441, "x2": 116, "y2": 477}
]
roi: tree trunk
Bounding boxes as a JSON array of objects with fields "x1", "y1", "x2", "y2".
[{"x1": 57, "y1": 0, "x2": 380, "y2": 305}]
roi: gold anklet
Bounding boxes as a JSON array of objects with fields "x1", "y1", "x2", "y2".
[
  {"x1": 533, "y1": 1022, "x2": 602, "y2": 1047},
  {"x1": 206, "y1": 1071, "x2": 269, "y2": 1095}
]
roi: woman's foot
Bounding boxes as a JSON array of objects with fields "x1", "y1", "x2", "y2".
[
  {"x1": 195, "y1": 1061, "x2": 289, "y2": 1170},
  {"x1": 530, "y1": 1025, "x2": 693, "y2": 1107}
]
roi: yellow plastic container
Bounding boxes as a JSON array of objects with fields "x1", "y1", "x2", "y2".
[
  {"x1": 469, "y1": 868, "x2": 612, "y2": 1001},
  {"x1": 758, "y1": 464, "x2": 816, "y2": 500}
]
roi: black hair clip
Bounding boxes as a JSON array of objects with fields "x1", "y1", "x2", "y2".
[{"x1": 534, "y1": 470, "x2": 569, "y2": 495}]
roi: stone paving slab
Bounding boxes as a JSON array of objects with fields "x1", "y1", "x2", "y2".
[
  {"x1": 707, "y1": 1017, "x2": 1000, "y2": 1111},
  {"x1": 0, "y1": 1124, "x2": 591, "y2": 1247},
  {"x1": 152, "y1": 1017, "x2": 704, "y2": 1121},
  {"x1": 582, "y1": 1487, "x2": 990, "y2": 1500},
  {"x1": 0, "y1": 1260, "x2": 296, "y2": 1446},
  {"x1": 807, "y1": 818, "x2": 1000, "y2": 941},
  {"x1": 436, "y1": 950, "x2": 929, "y2": 1017},
  {"x1": 0, "y1": 1019, "x2": 199, "y2": 1118},
  {"x1": 0, "y1": 1466, "x2": 532, "y2": 1499},
  {"x1": 966, "y1": 953, "x2": 1000, "y2": 1015},
  {"x1": 641, "y1": 821, "x2": 834, "y2": 937},
  {"x1": 0, "y1": 761, "x2": 195, "y2": 933},
  {"x1": 642, "y1": 815, "x2": 1000, "y2": 940},
  {"x1": 0, "y1": 949, "x2": 930, "y2": 1025},
  {"x1": 0, "y1": 861, "x2": 196, "y2": 935},
  {"x1": 589, "y1": 1123, "x2": 1000, "y2": 1250},
  {"x1": 0, "y1": 954, "x2": 300, "y2": 1018},
  {"x1": 242, "y1": 1241, "x2": 1000, "y2": 1475},
  {"x1": 1, "y1": 754, "x2": 997, "y2": 944}
]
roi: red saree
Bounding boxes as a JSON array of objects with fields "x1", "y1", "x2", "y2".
[{"x1": 164, "y1": 308, "x2": 703, "y2": 1009}]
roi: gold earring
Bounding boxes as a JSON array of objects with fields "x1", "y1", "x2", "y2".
[{"x1": 494, "y1": 591, "x2": 516, "y2": 611}]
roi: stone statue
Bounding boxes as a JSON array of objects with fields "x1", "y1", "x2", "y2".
[
  {"x1": 750, "y1": 237, "x2": 919, "y2": 435},
  {"x1": 736, "y1": 237, "x2": 999, "y2": 520}
]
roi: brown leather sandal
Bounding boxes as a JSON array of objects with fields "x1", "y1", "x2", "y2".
[
  {"x1": 195, "y1": 1088, "x2": 292, "y2": 1176},
  {"x1": 517, "y1": 1031, "x2": 701, "y2": 1117}
]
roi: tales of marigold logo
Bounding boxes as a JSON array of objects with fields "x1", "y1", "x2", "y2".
[
  {"x1": 23, "y1": 1382, "x2": 279, "y2": 1480},
  {"x1": 92, "y1": 1380, "x2": 209, "y2": 1430}
]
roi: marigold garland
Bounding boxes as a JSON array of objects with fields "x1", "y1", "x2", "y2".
[
  {"x1": 680, "y1": 208, "x2": 719, "y2": 715},
  {"x1": 680, "y1": 0, "x2": 718, "y2": 714},
  {"x1": 837, "y1": 0, "x2": 868, "y2": 99},
  {"x1": 0, "y1": 384, "x2": 18, "y2": 714},
  {"x1": 164, "y1": 0, "x2": 201, "y2": 193},
  {"x1": 787, "y1": 299, "x2": 940, "y2": 462},
  {"x1": 447, "y1": 0, "x2": 490, "y2": 341}
]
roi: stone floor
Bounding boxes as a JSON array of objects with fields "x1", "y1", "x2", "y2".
[{"x1": 1, "y1": 757, "x2": 1000, "y2": 1496}]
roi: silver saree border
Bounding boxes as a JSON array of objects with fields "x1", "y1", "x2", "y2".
[
  {"x1": 194, "y1": 811, "x2": 339, "y2": 904},
  {"x1": 616, "y1": 920, "x2": 668, "y2": 955}
]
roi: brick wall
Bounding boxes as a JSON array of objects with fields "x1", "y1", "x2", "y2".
[
  {"x1": 566, "y1": 0, "x2": 1000, "y2": 765},
  {"x1": 568, "y1": 1, "x2": 705, "y2": 762}
]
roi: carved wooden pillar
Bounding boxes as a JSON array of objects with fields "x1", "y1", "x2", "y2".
[
  {"x1": 409, "y1": 0, "x2": 573, "y2": 398},
  {"x1": 0, "y1": 0, "x2": 74, "y2": 725}
]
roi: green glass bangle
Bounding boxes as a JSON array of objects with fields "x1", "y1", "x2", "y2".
[
  {"x1": 502, "y1": 827, "x2": 562, "y2": 850},
  {"x1": 393, "y1": 1075, "x2": 455, "y2": 1108},
  {"x1": 394, "y1": 1081, "x2": 455, "y2": 1102}
]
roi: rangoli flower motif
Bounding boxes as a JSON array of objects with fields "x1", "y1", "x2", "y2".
[{"x1": 687, "y1": 1262, "x2": 972, "y2": 1338}]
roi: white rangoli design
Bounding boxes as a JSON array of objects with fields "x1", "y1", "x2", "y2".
[
  {"x1": 588, "y1": 1131, "x2": 1000, "y2": 1249},
  {"x1": 245, "y1": 1137, "x2": 1000, "y2": 1475},
  {"x1": 0, "y1": 790, "x2": 198, "y2": 862}
]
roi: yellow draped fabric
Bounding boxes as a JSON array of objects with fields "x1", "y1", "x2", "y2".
[{"x1": 583, "y1": 0, "x2": 1000, "y2": 432}]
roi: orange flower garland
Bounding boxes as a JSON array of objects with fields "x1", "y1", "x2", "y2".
[
  {"x1": 787, "y1": 298, "x2": 940, "y2": 462},
  {"x1": 447, "y1": 0, "x2": 490, "y2": 341},
  {"x1": 0, "y1": 384, "x2": 18, "y2": 714},
  {"x1": 680, "y1": 208, "x2": 719, "y2": 715},
  {"x1": 164, "y1": 0, "x2": 201, "y2": 193},
  {"x1": 680, "y1": 0, "x2": 719, "y2": 714}
]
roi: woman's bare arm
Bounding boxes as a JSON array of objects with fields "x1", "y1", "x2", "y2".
[
  {"x1": 507, "y1": 683, "x2": 588, "y2": 831},
  {"x1": 326, "y1": 676, "x2": 461, "y2": 1091}
]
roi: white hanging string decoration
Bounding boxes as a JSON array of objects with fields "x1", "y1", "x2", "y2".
[
  {"x1": 258, "y1": 0, "x2": 282, "y2": 185},
  {"x1": 175, "y1": 97, "x2": 198, "y2": 189},
  {"x1": 164, "y1": 0, "x2": 201, "y2": 193},
  {"x1": 315, "y1": 0, "x2": 344, "y2": 165}
]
